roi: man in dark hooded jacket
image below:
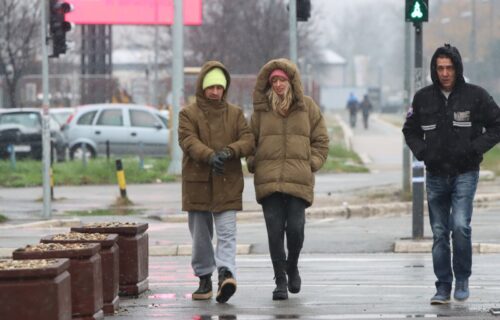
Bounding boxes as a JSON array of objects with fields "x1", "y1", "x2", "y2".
[{"x1": 403, "y1": 44, "x2": 500, "y2": 305}]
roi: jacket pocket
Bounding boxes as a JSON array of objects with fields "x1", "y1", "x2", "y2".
[{"x1": 421, "y1": 123, "x2": 441, "y2": 165}]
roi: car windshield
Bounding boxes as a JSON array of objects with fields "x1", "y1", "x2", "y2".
[
  {"x1": 0, "y1": 112, "x2": 41, "y2": 129},
  {"x1": 51, "y1": 112, "x2": 72, "y2": 125}
]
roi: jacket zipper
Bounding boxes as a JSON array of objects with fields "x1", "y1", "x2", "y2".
[{"x1": 280, "y1": 116, "x2": 287, "y2": 190}]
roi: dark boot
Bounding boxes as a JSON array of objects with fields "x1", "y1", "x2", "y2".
[
  {"x1": 216, "y1": 267, "x2": 237, "y2": 303},
  {"x1": 287, "y1": 259, "x2": 301, "y2": 294},
  {"x1": 272, "y1": 261, "x2": 288, "y2": 300},
  {"x1": 192, "y1": 273, "x2": 212, "y2": 300}
]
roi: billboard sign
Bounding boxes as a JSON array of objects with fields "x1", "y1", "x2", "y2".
[{"x1": 65, "y1": 0, "x2": 202, "y2": 25}]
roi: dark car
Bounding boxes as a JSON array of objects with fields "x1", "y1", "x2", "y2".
[{"x1": 0, "y1": 108, "x2": 68, "y2": 161}]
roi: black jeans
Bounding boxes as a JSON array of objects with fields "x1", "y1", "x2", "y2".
[{"x1": 262, "y1": 192, "x2": 307, "y2": 265}]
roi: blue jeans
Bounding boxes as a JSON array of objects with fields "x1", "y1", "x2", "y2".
[{"x1": 426, "y1": 170, "x2": 479, "y2": 289}]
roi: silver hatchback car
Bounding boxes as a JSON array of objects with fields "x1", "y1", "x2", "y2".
[{"x1": 64, "y1": 104, "x2": 169, "y2": 159}]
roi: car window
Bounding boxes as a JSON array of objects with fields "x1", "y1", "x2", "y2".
[
  {"x1": 0, "y1": 112, "x2": 41, "y2": 128},
  {"x1": 130, "y1": 109, "x2": 160, "y2": 128},
  {"x1": 96, "y1": 109, "x2": 123, "y2": 126},
  {"x1": 158, "y1": 115, "x2": 169, "y2": 128},
  {"x1": 77, "y1": 111, "x2": 97, "y2": 125}
]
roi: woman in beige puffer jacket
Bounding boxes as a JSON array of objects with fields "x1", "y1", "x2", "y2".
[{"x1": 247, "y1": 58, "x2": 329, "y2": 300}]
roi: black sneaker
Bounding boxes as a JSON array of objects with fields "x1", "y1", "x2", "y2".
[
  {"x1": 216, "y1": 267, "x2": 237, "y2": 303},
  {"x1": 430, "y1": 285, "x2": 451, "y2": 305},
  {"x1": 192, "y1": 274, "x2": 212, "y2": 300}
]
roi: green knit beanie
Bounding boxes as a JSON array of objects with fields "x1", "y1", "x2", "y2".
[{"x1": 202, "y1": 68, "x2": 227, "y2": 90}]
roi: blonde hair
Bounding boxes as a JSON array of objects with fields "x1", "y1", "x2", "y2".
[{"x1": 267, "y1": 85, "x2": 293, "y2": 117}]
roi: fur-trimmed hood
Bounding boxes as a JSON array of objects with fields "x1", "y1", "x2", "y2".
[{"x1": 252, "y1": 58, "x2": 305, "y2": 112}]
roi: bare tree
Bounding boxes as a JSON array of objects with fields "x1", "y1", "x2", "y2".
[
  {"x1": 186, "y1": 0, "x2": 320, "y2": 74},
  {"x1": 0, "y1": 0, "x2": 40, "y2": 108},
  {"x1": 326, "y1": 1, "x2": 404, "y2": 90}
]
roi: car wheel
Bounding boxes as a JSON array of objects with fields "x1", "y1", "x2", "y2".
[{"x1": 70, "y1": 144, "x2": 95, "y2": 160}]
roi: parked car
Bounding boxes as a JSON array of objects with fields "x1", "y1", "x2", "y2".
[
  {"x1": 0, "y1": 108, "x2": 68, "y2": 161},
  {"x1": 50, "y1": 107, "x2": 75, "y2": 128},
  {"x1": 63, "y1": 104, "x2": 170, "y2": 159}
]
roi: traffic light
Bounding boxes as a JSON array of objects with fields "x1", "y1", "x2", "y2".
[
  {"x1": 297, "y1": 0, "x2": 311, "y2": 22},
  {"x1": 49, "y1": 0, "x2": 73, "y2": 58},
  {"x1": 405, "y1": 0, "x2": 429, "y2": 23}
]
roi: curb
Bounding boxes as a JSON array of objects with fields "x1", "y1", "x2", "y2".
[
  {"x1": 394, "y1": 240, "x2": 500, "y2": 254},
  {"x1": 0, "y1": 218, "x2": 82, "y2": 229},
  {"x1": 0, "y1": 244, "x2": 253, "y2": 258},
  {"x1": 156, "y1": 192, "x2": 500, "y2": 223}
]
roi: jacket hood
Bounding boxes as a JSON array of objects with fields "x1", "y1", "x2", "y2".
[
  {"x1": 195, "y1": 61, "x2": 231, "y2": 102},
  {"x1": 430, "y1": 44, "x2": 465, "y2": 87},
  {"x1": 253, "y1": 58, "x2": 305, "y2": 111}
]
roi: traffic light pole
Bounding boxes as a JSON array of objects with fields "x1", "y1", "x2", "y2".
[
  {"x1": 167, "y1": 0, "x2": 183, "y2": 175},
  {"x1": 412, "y1": 21, "x2": 424, "y2": 239},
  {"x1": 402, "y1": 23, "x2": 412, "y2": 196},
  {"x1": 40, "y1": 0, "x2": 52, "y2": 219},
  {"x1": 288, "y1": 0, "x2": 297, "y2": 64}
]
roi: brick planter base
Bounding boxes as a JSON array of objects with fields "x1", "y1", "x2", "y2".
[
  {"x1": 13, "y1": 243, "x2": 104, "y2": 320},
  {"x1": 0, "y1": 259, "x2": 72, "y2": 320},
  {"x1": 41, "y1": 233, "x2": 120, "y2": 315},
  {"x1": 72, "y1": 223, "x2": 149, "y2": 297}
]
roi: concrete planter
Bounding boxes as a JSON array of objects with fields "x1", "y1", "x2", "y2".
[
  {"x1": 72, "y1": 222, "x2": 149, "y2": 296},
  {"x1": 0, "y1": 258, "x2": 72, "y2": 320},
  {"x1": 41, "y1": 233, "x2": 120, "y2": 315},
  {"x1": 13, "y1": 243, "x2": 104, "y2": 320}
]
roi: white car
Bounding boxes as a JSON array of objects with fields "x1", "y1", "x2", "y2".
[
  {"x1": 49, "y1": 107, "x2": 75, "y2": 128},
  {"x1": 63, "y1": 104, "x2": 170, "y2": 159}
]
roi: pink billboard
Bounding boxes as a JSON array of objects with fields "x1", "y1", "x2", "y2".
[{"x1": 65, "y1": 0, "x2": 202, "y2": 25}]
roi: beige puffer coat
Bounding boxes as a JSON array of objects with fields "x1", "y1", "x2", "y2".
[
  {"x1": 179, "y1": 61, "x2": 255, "y2": 212},
  {"x1": 247, "y1": 59, "x2": 329, "y2": 206}
]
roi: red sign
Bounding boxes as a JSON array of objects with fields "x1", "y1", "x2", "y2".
[{"x1": 65, "y1": 0, "x2": 202, "y2": 25}]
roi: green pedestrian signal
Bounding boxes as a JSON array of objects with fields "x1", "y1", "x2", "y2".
[{"x1": 405, "y1": 0, "x2": 428, "y2": 23}]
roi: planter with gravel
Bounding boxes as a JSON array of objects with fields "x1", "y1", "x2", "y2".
[
  {"x1": 13, "y1": 243, "x2": 104, "y2": 320},
  {"x1": 72, "y1": 222, "x2": 149, "y2": 296},
  {"x1": 41, "y1": 232, "x2": 119, "y2": 315},
  {"x1": 0, "y1": 258, "x2": 72, "y2": 320}
]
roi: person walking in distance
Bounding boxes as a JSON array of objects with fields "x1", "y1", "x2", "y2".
[
  {"x1": 247, "y1": 58, "x2": 329, "y2": 300},
  {"x1": 403, "y1": 44, "x2": 500, "y2": 305},
  {"x1": 359, "y1": 94, "x2": 373, "y2": 129},
  {"x1": 346, "y1": 92, "x2": 359, "y2": 128},
  {"x1": 179, "y1": 61, "x2": 255, "y2": 303}
]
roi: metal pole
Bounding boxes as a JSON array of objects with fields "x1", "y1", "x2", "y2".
[
  {"x1": 152, "y1": 25, "x2": 159, "y2": 107},
  {"x1": 403, "y1": 22, "x2": 412, "y2": 195},
  {"x1": 40, "y1": 0, "x2": 52, "y2": 219},
  {"x1": 469, "y1": 0, "x2": 477, "y2": 81},
  {"x1": 289, "y1": 0, "x2": 298, "y2": 64},
  {"x1": 167, "y1": 0, "x2": 183, "y2": 175},
  {"x1": 412, "y1": 21, "x2": 424, "y2": 239}
]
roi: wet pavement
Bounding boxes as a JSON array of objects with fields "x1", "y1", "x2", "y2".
[{"x1": 114, "y1": 254, "x2": 500, "y2": 319}]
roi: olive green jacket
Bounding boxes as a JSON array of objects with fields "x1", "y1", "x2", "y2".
[
  {"x1": 179, "y1": 61, "x2": 255, "y2": 212},
  {"x1": 247, "y1": 59, "x2": 329, "y2": 206}
]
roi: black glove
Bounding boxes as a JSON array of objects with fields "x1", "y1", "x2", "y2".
[
  {"x1": 208, "y1": 153, "x2": 225, "y2": 175},
  {"x1": 217, "y1": 147, "x2": 233, "y2": 161}
]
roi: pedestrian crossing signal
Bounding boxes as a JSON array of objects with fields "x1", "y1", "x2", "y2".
[{"x1": 405, "y1": 0, "x2": 428, "y2": 23}]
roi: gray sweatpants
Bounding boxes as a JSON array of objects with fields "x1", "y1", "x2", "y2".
[{"x1": 188, "y1": 210, "x2": 237, "y2": 278}]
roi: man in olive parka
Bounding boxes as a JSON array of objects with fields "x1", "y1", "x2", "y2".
[{"x1": 178, "y1": 61, "x2": 255, "y2": 303}]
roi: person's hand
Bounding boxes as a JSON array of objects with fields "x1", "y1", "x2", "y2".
[
  {"x1": 217, "y1": 147, "x2": 233, "y2": 161},
  {"x1": 209, "y1": 153, "x2": 225, "y2": 175}
]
